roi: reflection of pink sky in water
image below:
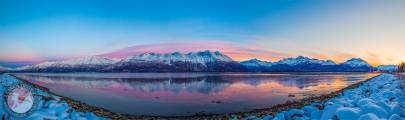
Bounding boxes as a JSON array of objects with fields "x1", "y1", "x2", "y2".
[
  {"x1": 27, "y1": 76, "x2": 368, "y2": 102},
  {"x1": 16, "y1": 73, "x2": 378, "y2": 115},
  {"x1": 96, "y1": 81, "x2": 302, "y2": 104},
  {"x1": 95, "y1": 77, "x2": 358, "y2": 104},
  {"x1": 28, "y1": 78, "x2": 298, "y2": 103},
  {"x1": 7, "y1": 87, "x2": 34, "y2": 113}
]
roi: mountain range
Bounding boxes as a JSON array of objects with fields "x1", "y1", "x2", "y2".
[
  {"x1": 12, "y1": 50, "x2": 394, "y2": 73},
  {"x1": 376, "y1": 65, "x2": 398, "y2": 72},
  {"x1": 240, "y1": 56, "x2": 374, "y2": 72},
  {"x1": 16, "y1": 50, "x2": 244, "y2": 72}
]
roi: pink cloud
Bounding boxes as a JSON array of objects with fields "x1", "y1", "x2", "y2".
[{"x1": 0, "y1": 42, "x2": 45, "y2": 63}]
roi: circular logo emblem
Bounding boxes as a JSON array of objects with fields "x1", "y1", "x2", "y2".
[
  {"x1": 7, "y1": 87, "x2": 34, "y2": 113},
  {"x1": 2, "y1": 83, "x2": 40, "y2": 119}
]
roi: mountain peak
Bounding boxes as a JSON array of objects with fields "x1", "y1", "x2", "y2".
[
  {"x1": 214, "y1": 51, "x2": 223, "y2": 55},
  {"x1": 347, "y1": 58, "x2": 365, "y2": 61},
  {"x1": 189, "y1": 50, "x2": 223, "y2": 56},
  {"x1": 343, "y1": 58, "x2": 371, "y2": 67},
  {"x1": 277, "y1": 56, "x2": 336, "y2": 66},
  {"x1": 376, "y1": 65, "x2": 398, "y2": 72},
  {"x1": 250, "y1": 58, "x2": 262, "y2": 62},
  {"x1": 296, "y1": 56, "x2": 309, "y2": 59},
  {"x1": 240, "y1": 58, "x2": 272, "y2": 67},
  {"x1": 125, "y1": 50, "x2": 233, "y2": 65},
  {"x1": 241, "y1": 58, "x2": 267, "y2": 63},
  {"x1": 171, "y1": 52, "x2": 182, "y2": 55}
]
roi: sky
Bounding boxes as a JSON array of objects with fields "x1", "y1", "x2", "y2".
[{"x1": 1, "y1": 0, "x2": 405, "y2": 67}]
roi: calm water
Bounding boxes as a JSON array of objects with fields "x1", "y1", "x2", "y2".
[{"x1": 13, "y1": 72, "x2": 378, "y2": 116}]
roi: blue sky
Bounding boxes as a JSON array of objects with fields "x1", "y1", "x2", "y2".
[{"x1": 1, "y1": 0, "x2": 405, "y2": 67}]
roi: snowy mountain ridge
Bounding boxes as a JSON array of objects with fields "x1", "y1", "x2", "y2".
[
  {"x1": 17, "y1": 50, "x2": 377, "y2": 72},
  {"x1": 18, "y1": 50, "x2": 241, "y2": 72},
  {"x1": 341, "y1": 58, "x2": 372, "y2": 67},
  {"x1": 240, "y1": 56, "x2": 374, "y2": 72},
  {"x1": 123, "y1": 50, "x2": 233, "y2": 65},
  {"x1": 240, "y1": 58, "x2": 273, "y2": 67},
  {"x1": 241, "y1": 56, "x2": 337, "y2": 67},
  {"x1": 275, "y1": 56, "x2": 336, "y2": 66},
  {"x1": 376, "y1": 65, "x2": 398, "y2": 72},
  {"x1": 241, "y1": 57, "x2": 371, "y2": 67},
  {"x1": 18, "y1": 56, "x2": 117, "y2": 70}
]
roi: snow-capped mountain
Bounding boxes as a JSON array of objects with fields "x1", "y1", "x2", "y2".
[
  {"x1": 275, "y1": 56, "x2": 336, "y2": 66},
  {"x1": 17, "y1": 50, "x2": 245, "y2": 72},
  {"x1": 240, "y1": 56, "x2": 335, "y2": 68},
  {"x1": 240, "y1": 56, "x2": 339, "y2": 72},
  {"x1": 335, "y1": 58, "x2": 374, "y2": 72},
  {"x1": 18, "y1": 56, "x2": 117, "y2": 72},
  {"x1": 240, "y1": 59, "x2": 273, "y2": 72},
  {"x1": 376, "y1": 65, "x2": 398, "y2": 72},
  {"x1": 123, "y1": 50, "x2": 233, "y2": 65},
  {"x1": 113, "y1": 50, "x2": 244, "y2": 72},
  {"x1": 240, "y1": 59, "x2": 273, "y2": 67},
  {"x1": 341, "y1": 58, "x2": 372, "y2": 67},
  {"x1": 240, "y1": 57, "x2": 375, "y2": 72},
  {"x1": 61, "y1": 56, "x2": 118, "y2": 65}
]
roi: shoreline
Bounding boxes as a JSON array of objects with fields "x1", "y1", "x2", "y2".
[{"x1": 9, "y1": 73, "x2": 383, "y2": 120}]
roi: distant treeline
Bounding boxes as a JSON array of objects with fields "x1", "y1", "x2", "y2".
[{"x1": 398, "y1": 62, "x2": 405, "y2": 72}]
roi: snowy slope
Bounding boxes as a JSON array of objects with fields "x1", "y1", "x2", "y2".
[
  {"x1": 240, "y1": 59, "x2": 273, "y2": 67},
  {"x1": 19, "y1": 56, "x2": 117, "y2": 70},
  {"x1": 112, "y1": 50, "x2": 245, "y2": 72},
  {"x1": 376, "y1": 65, "x2": 398, "y2": 72},
  {"x1": 123, "y1": 50, "x2": 233, "y2": 65},
  {"x1": 60, "y1": 56, "x2": 117, "y2": 65},
  {"x1": 240, "y1": 57, "x2": 376, "y2": 72},
  {"x1": 276, "y1": 56, "x2": 336, "y2": 66},
  {"x1": 16, "y1": 50, "x2": 244, "y2": 72},
  {"x1": 240, "y1": 57, "x2": 341, "y2": 72},
  {"x1": 240, "y1": 56, "x2": 336, "y2": 67},
  {"x1": 341, "y1": 58, "x2": 372, "y2": 67}
]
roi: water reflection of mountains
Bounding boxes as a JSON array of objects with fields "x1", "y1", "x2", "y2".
[{"x1": 15, "y1": 74, "x2": 374, "y2": 94}]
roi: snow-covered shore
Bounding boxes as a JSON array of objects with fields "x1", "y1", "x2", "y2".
[
  {"x1": 0, "y1": 74, "x2": 108, "y2": 120},
  {"x1": 242, "y1": 73, "x2": 404, "y2": 120}
]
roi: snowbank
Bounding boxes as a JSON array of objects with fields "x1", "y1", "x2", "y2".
[
  {"x1": 0, "y1": 74, "x2": 108, "y2": 120},
  {"x1": 242, "y1": 74, "x2": 404, "y2": 120}
]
